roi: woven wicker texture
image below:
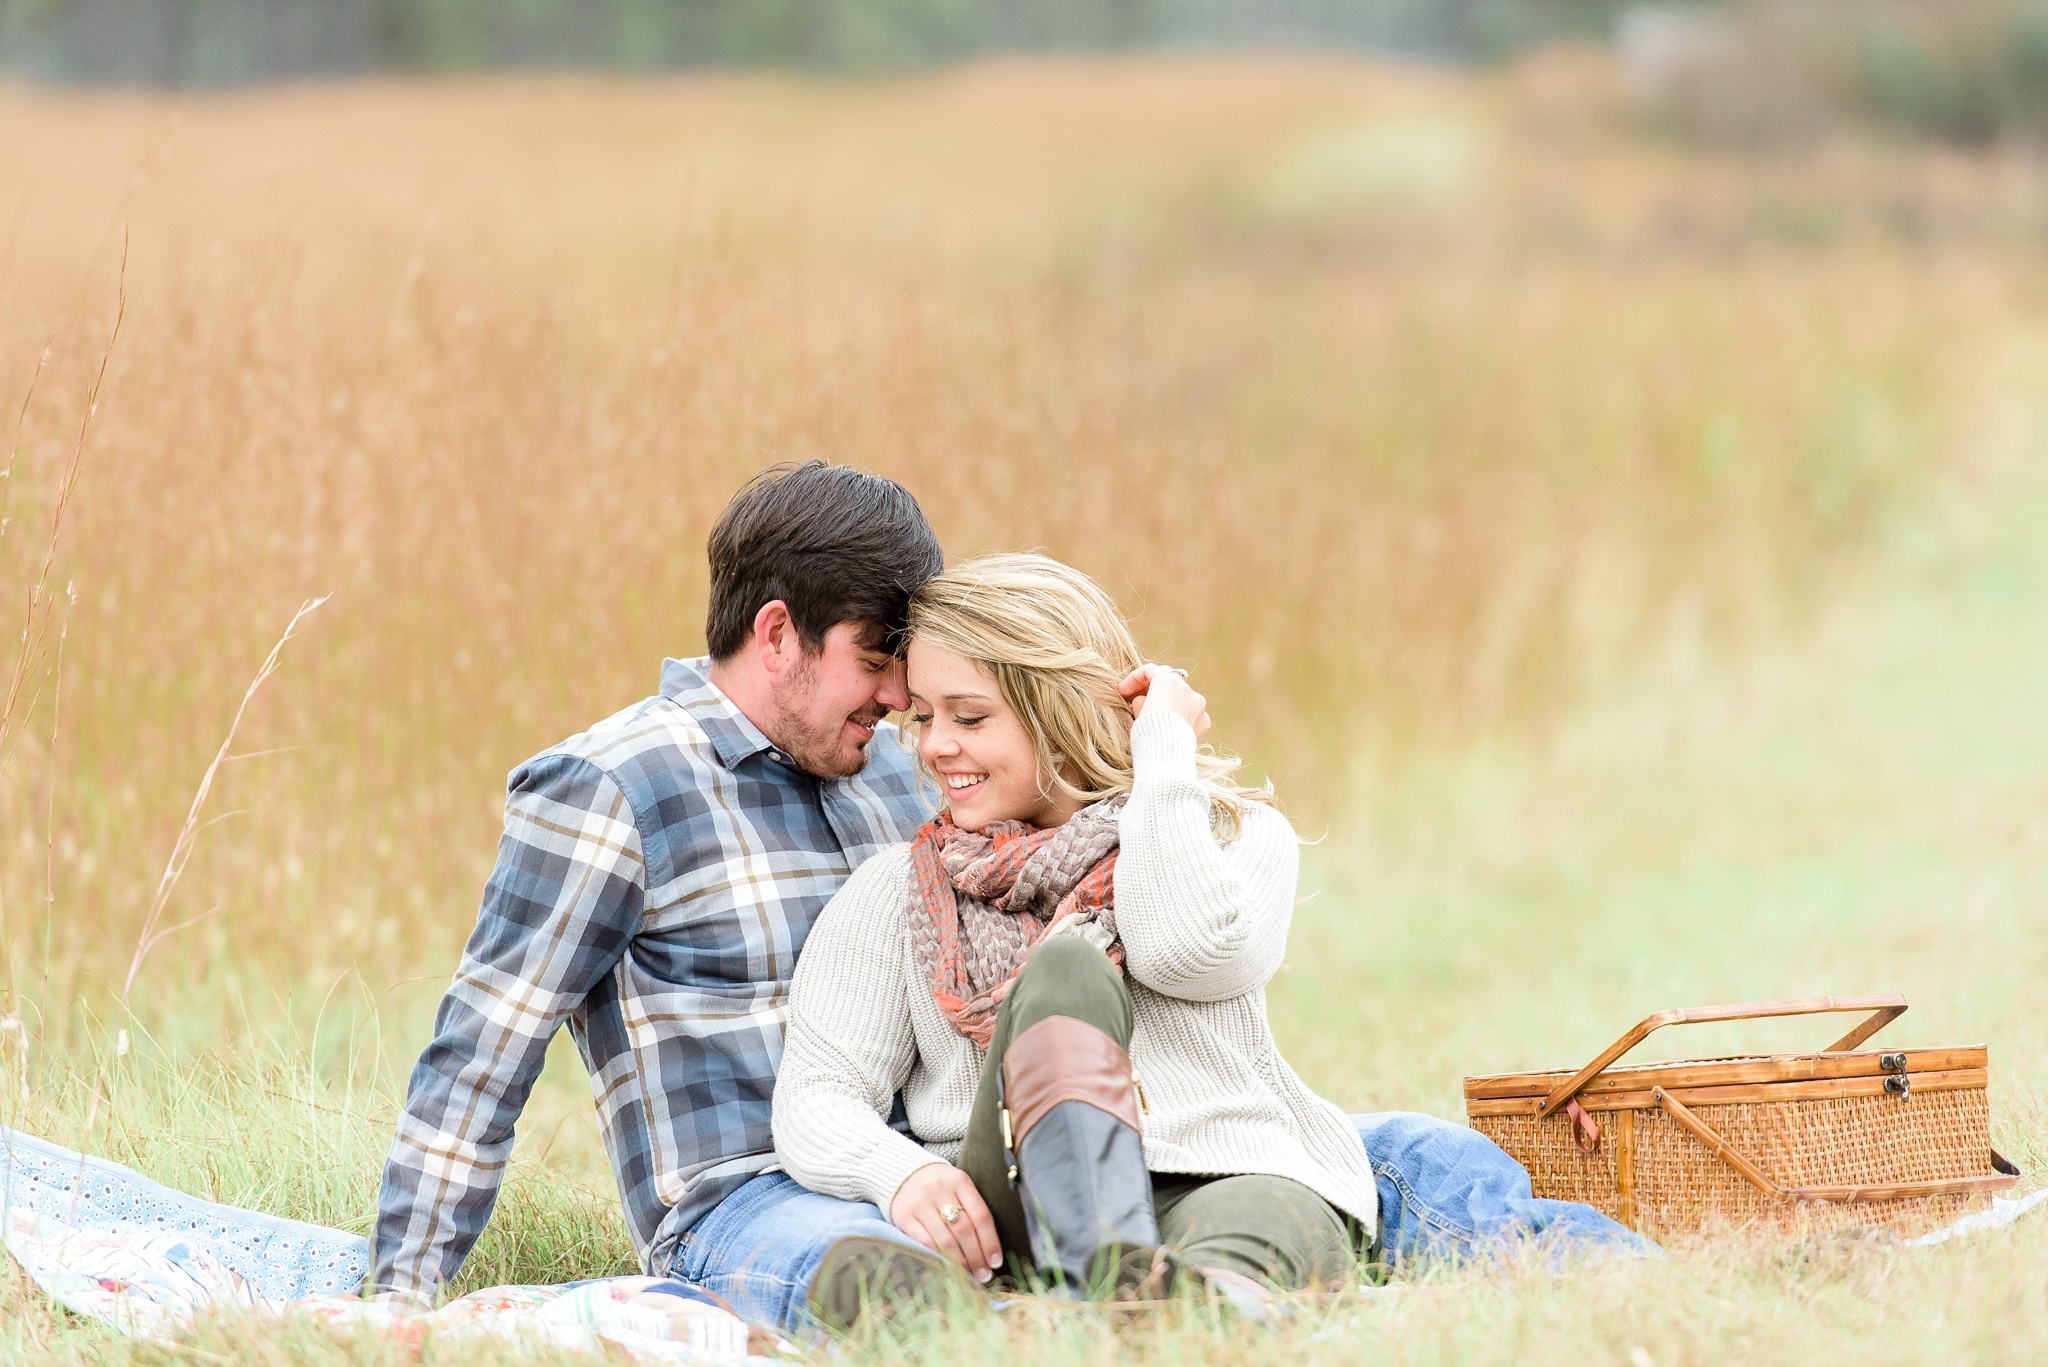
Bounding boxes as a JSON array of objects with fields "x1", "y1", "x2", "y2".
[{"x1": 1475, "y1": 1087, "x2": 1992, "y2": 1237}]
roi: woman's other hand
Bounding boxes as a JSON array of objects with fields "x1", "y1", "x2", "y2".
[
  {"x1": 889, "y1": 1163, "x2": 1002, "y2": 1282},
  {"x1": 1119, "y1": 664, "x2": 1211, "y2": 740}
]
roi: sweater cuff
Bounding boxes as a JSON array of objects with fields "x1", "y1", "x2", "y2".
[
  {"x1": 1131, "y1": 706, "x2": 1198, "y2": 784},
  {"x1": 865, "y1": 1138, "x2": 951, "y2": 1215}
]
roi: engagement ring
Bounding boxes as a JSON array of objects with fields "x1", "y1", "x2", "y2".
[{"x1": 939, "y1": 1202, "x2": 962, "y2": 1225}]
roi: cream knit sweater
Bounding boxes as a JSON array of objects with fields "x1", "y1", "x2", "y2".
[{"x1": 772, "y1": 709, "x2": 1379, "y2": 1233}]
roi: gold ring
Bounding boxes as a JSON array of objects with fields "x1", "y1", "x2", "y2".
[{"x1": 939, "y1": 1202, "x2": 962, "y2": 1226}]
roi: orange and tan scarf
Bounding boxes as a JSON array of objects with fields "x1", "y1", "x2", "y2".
[{"x1": 905, "y1": 797, "x2": 1125, "y2": 1049}]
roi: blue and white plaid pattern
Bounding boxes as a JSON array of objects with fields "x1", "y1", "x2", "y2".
[{"x1": 372, "y1": 657, "x2": 932, "y2": 1297}]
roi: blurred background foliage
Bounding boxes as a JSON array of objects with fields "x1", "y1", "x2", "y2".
[
  {"x1": 0, "y1": 0, "x2": 1630, "y2": 83},
  {"x1": 1621, "y1": 0, "x2": 2048, "y2": 146},
  {"x1": 8, "y1": 1, "x2": 2048, "y2": 146}
]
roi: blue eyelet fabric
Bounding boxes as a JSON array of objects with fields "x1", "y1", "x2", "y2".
[{"x1": 1, "y1": 1127, "x2": 366, "y2": 1301}]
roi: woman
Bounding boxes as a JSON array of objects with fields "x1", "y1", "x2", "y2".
[{"x1": 772, "y1": 553, "x2": 1376, "y2": 1301}]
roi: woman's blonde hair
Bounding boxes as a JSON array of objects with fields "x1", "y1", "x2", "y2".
[{"x1": 905, "y1": 552, "x2": 1272, "y2": 835}]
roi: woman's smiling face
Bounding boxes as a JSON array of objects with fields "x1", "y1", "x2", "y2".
[{"x1": 907, "y1": 639, "x2": 1081, "y2": 831}]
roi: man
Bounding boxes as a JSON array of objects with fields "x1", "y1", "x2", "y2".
[
  {"x1": 374, "y1": 461, "x2": 949, "y2": 1327},
  {"x1": 375, "y1": 461, "x2": 1645, "y2": 1336}
]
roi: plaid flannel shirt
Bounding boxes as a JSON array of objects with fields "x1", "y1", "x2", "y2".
[{"x1": 372, "y1": 657, "x2": 932, "y2": 1297}]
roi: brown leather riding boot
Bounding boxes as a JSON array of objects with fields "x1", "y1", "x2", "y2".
[{"x1": 998, "y1": 1014, "x2": 1159, "y2": 1298}]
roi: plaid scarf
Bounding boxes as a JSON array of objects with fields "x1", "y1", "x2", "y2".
[{"x1": 905, "y1": 797, "x2": 1125, "y2": 1048}]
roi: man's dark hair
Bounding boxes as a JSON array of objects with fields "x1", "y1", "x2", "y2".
[{"x1": 706, "y1": 462, "x2": 943, "y2": 660}]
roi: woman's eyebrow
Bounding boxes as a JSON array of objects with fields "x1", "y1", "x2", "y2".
[{"x1": 943, "y1": 691, "x2": 995, "y2": 703}]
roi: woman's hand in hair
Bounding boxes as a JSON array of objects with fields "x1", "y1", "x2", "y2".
[
  {"x1": 1120, "y1": 664, "x2": 1211, "y2": 740},
  {"x1": 890, "y1": 1162, "x2": 1002, "y2": 1282}
]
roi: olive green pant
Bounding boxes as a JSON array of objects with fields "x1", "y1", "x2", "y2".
[{"x1": 955, "y1": 936, "x2": 1357, "y2": 1291}]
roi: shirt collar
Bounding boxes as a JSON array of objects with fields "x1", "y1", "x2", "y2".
[{"x1": 660, "y1": 657, "x2": 784, "y2": 772}]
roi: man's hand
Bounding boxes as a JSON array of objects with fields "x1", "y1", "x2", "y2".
[
  {"x1": 1119, "y1": 664, "x2": 1211, "y2": 740},
  {"x1": 889, "y1": 1163, "x2": 1001, "y2": 1283}
]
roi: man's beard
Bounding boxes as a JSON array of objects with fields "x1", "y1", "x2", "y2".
[{"x1": 769, "y1": 652, "x2": 886, "y2": 779}]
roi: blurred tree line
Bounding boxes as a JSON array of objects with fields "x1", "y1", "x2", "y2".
[
  {"x1": 3, "y1": 0, "x2": 2044, "y2": 139},
  {"x1": 0, "y1": 0, "x2": 1628, "y2": 84},
  {"x1": 1622, "y1": 0, "x2": 2048, "y2": 145}
]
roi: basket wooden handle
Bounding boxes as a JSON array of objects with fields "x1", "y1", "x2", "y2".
[
  {"x1": 1652, "y1": 1086, "x2": 2018, "y2": 1203},
  {"x1": 1535, "y1": 995, "x2": 1908, "y2": 1120}
]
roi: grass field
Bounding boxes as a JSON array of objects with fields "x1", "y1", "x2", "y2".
[{"x1": 0, "y1": 49, "x2": 2044, "y2": 1365}]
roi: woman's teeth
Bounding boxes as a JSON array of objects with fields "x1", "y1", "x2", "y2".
[{"x1": 945, "y1": 773, "x2": 986, "y2": 790}]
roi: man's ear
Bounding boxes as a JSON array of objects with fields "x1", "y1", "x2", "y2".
[{"x1": 751, "y1": 601, "x2": 797, "y2": 676}]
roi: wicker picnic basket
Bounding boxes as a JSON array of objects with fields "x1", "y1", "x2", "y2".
[{"x1": 1463, "y1": 996, "x2": 2020, "y2": 1238}]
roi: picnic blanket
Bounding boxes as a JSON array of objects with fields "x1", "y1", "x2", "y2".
[
  {"x1": 1907, "y1": 1186, "x2": 2048, "y2": 1247},
  {"x1": 0, "y1": 1124, "x2": 366, "y2": 1302},
  {"x1": 1, "y1": 1127, "x2": 791, "y2": 1362}
]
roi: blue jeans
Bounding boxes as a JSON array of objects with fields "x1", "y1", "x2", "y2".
[
  {"x1": 1351, "y1": 1111, "x2": 1653, "y2": 1265},
  {"x1": 670, "y1": 1112, "x2": 1653, "y2": 1336}
]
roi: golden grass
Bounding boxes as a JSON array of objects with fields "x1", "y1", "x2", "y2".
[
  {"x1": 1, "y1": 50, "x2": 2047, "y2": 1364},
  {"x1": 2, "y1": 53, "x2": 2042, "y2": 1022}
]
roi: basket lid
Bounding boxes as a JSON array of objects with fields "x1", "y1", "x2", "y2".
[{"x1": 1463, "y1": 1045, "x2": 1987, "y2": 1101}]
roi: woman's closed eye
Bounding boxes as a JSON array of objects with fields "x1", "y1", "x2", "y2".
[{"x1": 910, "y1": 710, "x2": 984, "y2": 729}]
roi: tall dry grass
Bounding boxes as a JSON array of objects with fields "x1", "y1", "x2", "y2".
[
  {"x1": 0, "y1": 52, "x2": 2042, "y2": 1035},
  {"x1": 0, "y1": 50, "x2": 2046, "y2": 1367}
]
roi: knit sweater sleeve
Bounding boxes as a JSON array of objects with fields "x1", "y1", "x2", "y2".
[
  {"x1": 1113, "y1": 708, "x2": 1298, "y2": 1002},
  {"x1": 772, "y1": 848, "x2": 948, "y2": 1213}
]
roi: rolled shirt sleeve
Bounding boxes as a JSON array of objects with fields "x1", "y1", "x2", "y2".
[{"x1": 372, "y1": 753, "x2": 645, "y2": 1298}]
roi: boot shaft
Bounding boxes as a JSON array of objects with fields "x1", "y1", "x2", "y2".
[{"x1": 999, "y1": 1014, "x2": 1158, "y2": 1296}]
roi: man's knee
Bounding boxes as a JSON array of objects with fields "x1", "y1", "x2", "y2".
[{"x1": 1006, "y1": 935, "x2": 1130, "y2": 1039}]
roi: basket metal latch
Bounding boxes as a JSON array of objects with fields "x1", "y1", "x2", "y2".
[{"x1": 1880, "y1": 1051, "x2": 1910, "y2": 1101}]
